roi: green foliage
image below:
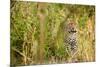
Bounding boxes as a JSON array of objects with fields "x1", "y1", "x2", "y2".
[
  {"x1": 11, "y1": 1, "x2": 95, "y2": 65},
  {"x1": 78, "y1": 15, "x2": 88, "y2": 29}
]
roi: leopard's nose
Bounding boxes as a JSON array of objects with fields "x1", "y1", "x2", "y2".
[
  {"x1": 72, "y1": 27, "x2": 76, "y2": 31},
  {"x1": 68, "y1": 28, "x2": 77, "y2": 33}
]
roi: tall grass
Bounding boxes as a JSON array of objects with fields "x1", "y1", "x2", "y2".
[{"x1": 10, "y1": 1, "x2": 95, "y2": 66}]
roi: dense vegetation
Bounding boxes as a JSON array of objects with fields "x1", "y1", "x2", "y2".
[{"x1": 10, "y1": 1, "x2": 95, "y2": 66}]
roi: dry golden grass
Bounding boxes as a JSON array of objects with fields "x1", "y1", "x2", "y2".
[{"x1": 10, "y1": 1, "x2": 95, "y2": 66}]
